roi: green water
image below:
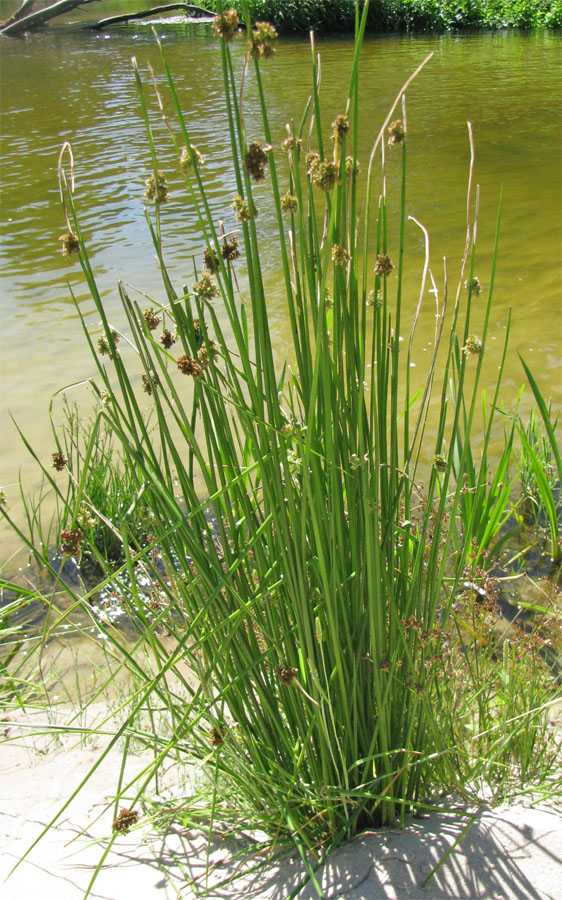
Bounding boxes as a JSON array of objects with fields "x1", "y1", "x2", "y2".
[{"x1": 0, "y1": 11, "x2": 561, "y2": 562}]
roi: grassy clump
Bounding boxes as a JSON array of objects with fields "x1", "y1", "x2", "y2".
[
  {"x1": 207, "y1": 0, "x2": 562, "y2": 34},
  {"x1": 2, "y1": 1, "x2": 561, "y2": 893}
]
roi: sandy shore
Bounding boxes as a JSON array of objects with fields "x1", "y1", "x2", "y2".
[{"x1": 1, "y1": 707, "x2": 561, "y2": 900}]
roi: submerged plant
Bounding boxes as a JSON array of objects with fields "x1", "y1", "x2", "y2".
[{"x1": 3, "y1": 1, "x2": 561, "y2": 895}]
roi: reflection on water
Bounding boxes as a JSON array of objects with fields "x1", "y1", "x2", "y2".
[{"x1": 0, "y1": 17, "x2": 561, "y2": 563}]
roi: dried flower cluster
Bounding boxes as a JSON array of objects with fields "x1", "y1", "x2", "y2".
[
  {"x1": 203, "y1": 246, "x2": 220, "y2": 273},
  {"x1": 51, "y1": 451, "x2": 67, "y2": 471},
  {"x1": 374, "y1": 253, "x2": 394, "y2": 277},
  {"x1": 221, "y1": 235, "x2": 240, "y2": 261},
  {"x1": 112, "y1": 808, "x2": 139, "y2": 834},
  {"x1": 213, "y1": 9, "x2": 239, "y2": 43},
  {"x1": 59, "y1": 528, "x2": 83, "y2": 555},
  {"x1": 144, "y1": 171, "x2": 168, "y2": 204},
  {"x1": 280, "y1": 191, "x2": 298, "y2": 213},
  {"x1": 142, "y1": 372, "x2": 159, "y2": 395},
  {"x1": 143, "y1": 307, "x2": 161, "y2": 330},
  {"x1": 281, "y1": 135, "x2": 302, "y2": 154},
  {"x1": 245, "y1": 141, "x2": 271, "y2": 182},
  {"x1": 193, "y1": 273, "x2": 219, "y2": 301},
  {"x1": 209, "y1": 726, "x2": 225, "y2": 747},
  {"x1": 276, "y1": 665, "x2": 299, "y2": 685},
  {"x1": 160, "y1": 328, "x2": 176, "y2": 349},
  {"x1": 177, "y1": 355, "x2": 204, "y2": 378},
  {"x1": 97, "y1": 332, "x2": 119, "y2": 357},
  {"x1": 307, "y1": 153, "x2": 339, "y2": 191},
  {"x1": 232, "y1": 194, "x2": 257, "y2": 222},
  {"x1": 180, "y1": 143, "x2": 205, "y2": 172},
  {"x1": 331, "y1": 244, "x2": 351, "y2": 266},
  {"x1": 462, "y1": 334, "x2": 482, "y2": 357},
  {"x1": 331, "y1": 114, "x2": 350, "y2": 143},
  {"x1": 388, "y1": 119, "x2": 406, "y2": 147},
  {"x1": 59, "y1": 232, "x2": 80, "y2": 257},
  {"x1": 249, "y1": 21, "x2": 278, "y2": 60}
]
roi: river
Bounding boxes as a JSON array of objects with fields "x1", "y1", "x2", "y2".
[{"x1": 0, "y1": 6, "x2": 561, "y2": 565}]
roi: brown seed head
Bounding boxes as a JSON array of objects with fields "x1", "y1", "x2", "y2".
[
  {"x1": 388, "y1": 119, "x2": 406, "y2": 147},
  {"x1": 249, "y1": 21, "x2": 278, "y2": 60},
  {"x1": 281, "y1": 135, "x2": 302, "y2": 154},
  {"x1": 244, "y1": 141, "x2": 271, "y2": 182},
  {"x1": 177, "y1": 355, "x2": 204, "y2": 378},
  {"x1": 232, "y1": 194, "x2": 257, "y2": 222},
  {"x1": 331, "y1": 114, "x2": 350, "y2": 143},
  {"x1": 160, "y1": 328, "x2": 176, "y2": 349},
  {"x1": 112, "y1": 808, "x2": 139, "y2": 834},
  {"x1": 311, "y1": 160, "x2": 339, "y2": 191},
  {"x1": 59, "y1": 528, "x2": 84, "y2": 555},
  {"x1": 51, "y1": 451, "x2": 67, "y2": 471},
  {"x1": 276, "y1": 665, "x2": 299, "y2": 685},
  {"x1": 59, "y1": 232, "x2": 80, "y2": 257},
  {"x1": 331, "y1": 244, "x2": 351, "y2": 267},
  {"x1": 203, "y1": 246, "x2": 220, "y2": 273},
  {"x1": 280, "y1": 191, "x2": 298, "y2": 213},
  {"x1": 221, "y1": 235, "x2": 240, "y2": 261},
  {"x1": 213, "y1": 9, "x2": 239, "y2": 43},
  {"x1": 143, "y1": 307, "x2": 161, "y2": 330},
  {"x1": 374, "y1": 253, "x2": 394, "y2": 277}
]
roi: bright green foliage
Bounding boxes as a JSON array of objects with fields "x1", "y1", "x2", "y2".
[{"x1": 208, "y1": 0, "x2": 562, "y2": 33}]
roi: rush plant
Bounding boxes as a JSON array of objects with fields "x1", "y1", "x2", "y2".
[{"x1": 3, "y1": 2, "x2": 560, "y2": 896}]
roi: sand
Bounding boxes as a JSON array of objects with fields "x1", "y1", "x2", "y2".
[{"x1": 1, "y1": 706, "x2": 561, "y2": 900}]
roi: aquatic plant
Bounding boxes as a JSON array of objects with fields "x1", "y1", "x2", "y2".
[{"x1": 2, "y1": 2, "x2": 560, "y2": 895}]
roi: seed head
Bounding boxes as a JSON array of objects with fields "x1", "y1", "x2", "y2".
[
  {"x1": 193, "y1": 273, "x2": 219, "y2": 301},
  {"x1": 177, "y1": 355, "x2": 204, "y2": 378},
  {"x1": 244, "y1": 141, "x2": 271, "y2": 182},
  {"x1": 51, "y1": 451, "x2": 67, "y2": 471},
  {"x1": 143, "y1": 307, "x2": 161, "y2": 330},
  {"x1": 221, "y1": 235, "x2": 240, "y2": 261},
  {"x1": 76, "y1": 504, "x2": 96, "y2": 529},
  {"x1": 210, "y1": 726, "x2": 225, "y2": 747},
  {"x1": 213, "y1": 9, "x2": 239, "y2": 43},
  {"x1": 280, "y1": 191, "x2": 298, "y2": 213},
  {"x1": 203, "y1": 246, "x2": 220, "y2": 273},
  {"x1": 465, "y1": 276, "x2": 482, "y2": 295},
  {"x1": 388, "y1": 119, "x2": 406, "y2": 147},
  {"x1": 331, "y1": 244, "x2": 351, "y2": 267},
  {"x1": 276, "y1": 665, "x2": 299, "y2": 685},
  {"x1": 249, "y1": 21, "x2": 278, "y2": 60},
  {"x1": 112, "y1": 808, "x2": 139, "y2": 834},
  {"x1": 462, "y1": 334, "x2": 482, "y2": 357},
  {"x1": 331, "y1": 114, "x2": 350, "y2": 143},
  {"x1": 160, "y1": 328, "x2": 176, "y2": 349},
  {"x1": 433, "y1": 454, "x2": 448, "y2": 472},
  {"x1": 198, "y1": 340, "x2": 218, "y2": 369},
  {"x1": 180, "y1": 143, "x2": 205, "y2": 172},
  {"x1": 144, "y1": 171, "x2": 168, "y2": 204},
  {"x1": 232, "y1": 194, "x2": 257, "y2": 222},
  {"x1": 374, "y1": 253, "x2": 394, "y2": 277},
  {"x1": 142, "y1": 372, "x2": 159, "y2": 395},
  {"x1": 306, "y1": 151, "x2": 320, "y2": 175},
  {"x1": 345, "y1": 156, "x2": 360, "y2": 177},
  {"x1": 59, "y1": 232, "x2": 80, "y2": 257},
  {"x1": 0, "y1": 490, "x2": 6, "y2": 506},
  {"x1": 59, "y1": 528, "x2": 84, "y2": 556},
  {"x1": 97, "y1": 332, "x2": 119, "y2": 357},
  {"x1": 311, "y1": 161, "x2": 339, "y2": 191},
  {"x1": 281, "y1": 135, "x2": 302, "y2": 154}
]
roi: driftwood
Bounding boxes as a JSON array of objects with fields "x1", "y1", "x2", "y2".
[
  {"x1": 1, "y1": 0, "x2": 102, "y2": 35},
  {"x1": 0, "y1": 0, "x2": 212, "y2": 35},
  {"x1": 93, "y1": 3, "x2": 212, "y2": 29}
]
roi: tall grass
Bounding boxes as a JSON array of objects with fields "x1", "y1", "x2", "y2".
[{"x1": 2, "y1": 2, "x2": 561, "y2": 895}]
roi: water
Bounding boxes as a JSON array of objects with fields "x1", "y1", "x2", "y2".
[{"x1": 1, "y1": 10, "x2": 561, "y2": 566}]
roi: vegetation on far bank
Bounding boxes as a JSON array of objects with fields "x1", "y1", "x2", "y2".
[{"x1": 208, "y1": 0, "x2": 562, "y2": 33}]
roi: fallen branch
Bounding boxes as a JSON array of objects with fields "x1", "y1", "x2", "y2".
[
  {"x1": 1, "y1": 0, "x2": 101, "y2": 35},
  {"x1": 93, "y1": 3, "x2": 212, "y2": 29}
]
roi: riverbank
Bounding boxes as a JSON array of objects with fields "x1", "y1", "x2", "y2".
[
  {"x1": 2, "y1": 704, "x2": 562, "y2": 899},
  {"x1": 207, "y1": 0, "x2": 562, "y2": 34}
]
